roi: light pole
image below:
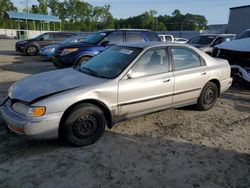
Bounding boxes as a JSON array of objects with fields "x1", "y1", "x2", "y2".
[{"x1": 20, "y1": 0, "x2": 31, "y2": 13}]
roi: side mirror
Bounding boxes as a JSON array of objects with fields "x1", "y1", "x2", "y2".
[
  {"x1": 126, "y1": 70, "x2": 132, "y2": 79},
  {"x1": 39, "y1": 37, "x2": 44, "y2": 41}
]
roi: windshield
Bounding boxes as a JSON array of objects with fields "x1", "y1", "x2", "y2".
[
  {"x1": 33, "y1": 33, "x2": 45, "y2": 40},
  {"x1": 189, "y1": 35, "x2": 216, "y2": 45},
  {"x1": 78, "y1": 46, "x2": 142, "y2": 79},
  {"x1": 63, "y1": 37, "x2": 79, "y2": 44},
  {"x1": 83, "y1": 32, "x2": 109, "y2": 44}
]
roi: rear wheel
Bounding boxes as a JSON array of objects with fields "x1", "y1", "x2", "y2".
[
  {"x1": 196, "y1": 82, "x2": 218, "y2": 111},
  {"x1": 26, "y1": 45, "x2": 38, "y2": 56},
  {"x1": 61, "y1": 103, "x2": 106, "y2": 146}
]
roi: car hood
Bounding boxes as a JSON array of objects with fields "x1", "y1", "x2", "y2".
[
  {"x1": 215, "y1": 38, "x2": 250, "y2": 52},
  {"x1": 41, "y1": 44, "x2": 59, "y2": 50},
  {"x1": 16, "y1": 39, "x2": 34, "y2": 44},
  {"x1": 59, "y1": 42, "x2": 95, "y2": 49},
  {"x1": 10, "y1": 68, "x2": 103, "y2": 103}
]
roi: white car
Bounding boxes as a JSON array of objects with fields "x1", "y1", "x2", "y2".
[
  {"x1": 158, "y1": 34, "x2": 174, "y2": 42},
  {"x1": 174, "y1": 38, "x2": 189, "y2": 44}
]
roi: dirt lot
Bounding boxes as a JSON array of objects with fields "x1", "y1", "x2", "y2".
[{"x1": 0, "y1": 39, "x2": 249, "y2": 188}]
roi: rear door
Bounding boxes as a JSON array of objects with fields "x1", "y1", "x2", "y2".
[
  {"x1": 170, "y1": 47, "x2": 209, "y2": 106},
  {"x1": 118, "y1": 47, "x2": 174, "y2": 120}
]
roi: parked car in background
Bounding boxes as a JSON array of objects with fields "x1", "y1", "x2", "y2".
[
  {"x1": 158, "y1": 34, "x2": 174, "y2": 42},
  {"x1": 53, "y1": 29, "x2": 161, "y2": 68},
  {"x1": 1, "y1": 42, "x2": 232, "y2": 146},
  {"x1": 213, "y1": 38, "x2": 250, "y2": 86},
  {"x1": 188, "y1": 34, "x2": 236, "y2": 55},
  {"x1": 174, "y1": 38, "x2": 189, "y2": 44},
  {"x1": 15, "y1": 32, "x2": 77, "y2": 56},
  {"x1": 40, "y1": 36, "x2": 86, "y2": 60}
]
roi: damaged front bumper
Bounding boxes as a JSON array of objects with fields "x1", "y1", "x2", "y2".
[{"x1": 0, "y1": 98, "x2": 63, "y2": 139}]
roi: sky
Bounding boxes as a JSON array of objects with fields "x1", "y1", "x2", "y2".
[{"x1": 12, "y1": 0, "x2": 250, "y2": 25}]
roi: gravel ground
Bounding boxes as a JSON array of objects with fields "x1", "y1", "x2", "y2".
[{"x1": 0, "y1": 39, "x2": 249, "y2": 188}]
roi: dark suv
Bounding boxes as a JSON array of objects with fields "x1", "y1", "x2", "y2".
[
  {"x1": 15, "y1": 32, "x2": 77, "y2": 56},
  {"x1": 53, "y1": 29, "x2": 161, "y2": 68}
]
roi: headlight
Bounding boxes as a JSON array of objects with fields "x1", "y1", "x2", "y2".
[
  {"x1": 8, "y1": 85, "x2": 14, "y2": 98},
  {"x1": 12, "y1": 102, "x2": 46, "y2": 117},
  {"x1": 61, "y1": 48, "x2": 78, "y2": 56},
  {"x1": 44, "y1": 48, "x2": 55, "y2": 53}
]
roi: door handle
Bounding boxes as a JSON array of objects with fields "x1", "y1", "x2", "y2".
[
  {"x1": 163, "y1": 78, "x2": 171, "y2": 82},
  {"x1": 201, "y1": 72, "x2": 207, "y2": 76}
]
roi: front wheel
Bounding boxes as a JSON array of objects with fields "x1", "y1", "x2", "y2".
[
  {"x1": 196, "y1": 82, "x2": 218, "y2": 111},
  {"x1": 26, "y1": 45, "x2": 38, "y2": 56},
  {"x1": 61, "y1": 103, "x2": 106, "y2": 146}
]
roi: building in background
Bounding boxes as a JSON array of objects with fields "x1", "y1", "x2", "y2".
[{"x1": 228, "y1": 5, "x2": 250, "y2": 34}]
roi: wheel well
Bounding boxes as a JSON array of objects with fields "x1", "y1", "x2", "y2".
[
  {"x1": 58, "y1": 99, "x2": 112, "y2": 138},
  {"x1": 208, "y1": 79, "x2": 220, "y2": 96},
  {"x1": 75, "y1": 55, "x2": 93, "y2": 64}
]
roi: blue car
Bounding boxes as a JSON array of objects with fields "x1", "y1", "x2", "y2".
[
  {"x1": 52, "y1": 29, "x2": 161, "y2": 68},
  {"x1": 39, "y1": 36, "x2": 87, "y2": 60}
]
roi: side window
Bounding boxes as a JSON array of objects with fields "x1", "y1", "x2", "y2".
[
  {"x1": 171, "y1": 48, "x2": 201, "y2": 71},
  {"x1": 42, "y1": 33, "x2": 54, "y2": 40},
  {"x1": 106, "y1": 32, "x2": 124, "y2": 44},
  {"x1": 55, "y1": 33, "x2": 72, "y2": 40},
  {"x1": 130, "y1": 48, "x2": 170, "y2": 78},
  {"x1": 126, "y1": 32, "x2": 144, "y2": 42}
]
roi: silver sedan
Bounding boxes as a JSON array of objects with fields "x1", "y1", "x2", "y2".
[{"x1": 0, "y1": 42, "x2": 232, "y2": 146}]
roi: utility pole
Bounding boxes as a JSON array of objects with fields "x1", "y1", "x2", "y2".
[{"x1": 20, "y1": 0, "x2": 31, "y2": 13}]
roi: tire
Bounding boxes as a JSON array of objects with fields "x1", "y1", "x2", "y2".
[
  {"x1": 53, "y1": 61, "x2": 63, "y2": 69},
  {"x1": 74, "y1": 56, "x2": 91, "y2": 67},
  {"x1": 61, "y1": 103, "x2": 106, "y2": 146},
  {"x1": 196, "y1": 82, "x2": 218, "y2": 111},
  {"x1": 26, "y1": 45, "x2": 38, "y2": 56}
]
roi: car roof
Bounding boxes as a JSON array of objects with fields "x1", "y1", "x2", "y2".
[
  {"x1": 117, "y1": 41, "x2": 186, "y2": 49},
  {"x1": 97, "y1": 29, "x2": 151, "y2": 33}
]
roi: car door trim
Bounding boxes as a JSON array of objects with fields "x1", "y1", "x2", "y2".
[{"x1": 119, "y1": 87, "x2": 201, "y2": 106}]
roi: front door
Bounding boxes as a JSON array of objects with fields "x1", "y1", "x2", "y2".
[{"x1": 118, "y1": 47, "x2": 174, "y2": 120}]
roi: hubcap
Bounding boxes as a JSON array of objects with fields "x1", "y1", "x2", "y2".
[
  {"x1": 27, "y1": 46, "x2": 37, "y2": 54},
  {"x1": 203, "y1": 88, "x2": 214, "y2": 105},
  {"x1": 73, "y1": 115, "x2": 98, "y2": 138}
]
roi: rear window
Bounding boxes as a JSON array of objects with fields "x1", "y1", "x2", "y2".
[{"x1": 189, "y1": 35, "x2": 216, "y2": 45}]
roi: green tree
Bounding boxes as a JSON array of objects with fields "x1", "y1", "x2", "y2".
[{"x1": 0, "y1": 0, "x2": 17, "y2": 28}]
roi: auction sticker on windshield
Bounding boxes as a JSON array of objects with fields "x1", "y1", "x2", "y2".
[{"x1": 119, "y1": 49, "x2": 133, "y2": 54}]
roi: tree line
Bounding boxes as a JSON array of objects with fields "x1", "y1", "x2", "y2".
[{"x1": 0, "y1": 0, "x2": 207, "y2": 31}]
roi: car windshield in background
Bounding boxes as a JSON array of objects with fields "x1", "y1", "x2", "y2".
[
  {"x1": 79, "y1": 46, "x2": 142, "y2": 79},
  {"x1": 62, "y1": 37, "x2": 77, "y2": 44},
  {"x1": 33, "y1": 33, "x2": 45, "y2": 40},
  {"x1": 83, "y1": 32, "x2": 108, "y2": 44},
  {"x1": 189, "y1": 35, "x2": 216, "y2": 45}
]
